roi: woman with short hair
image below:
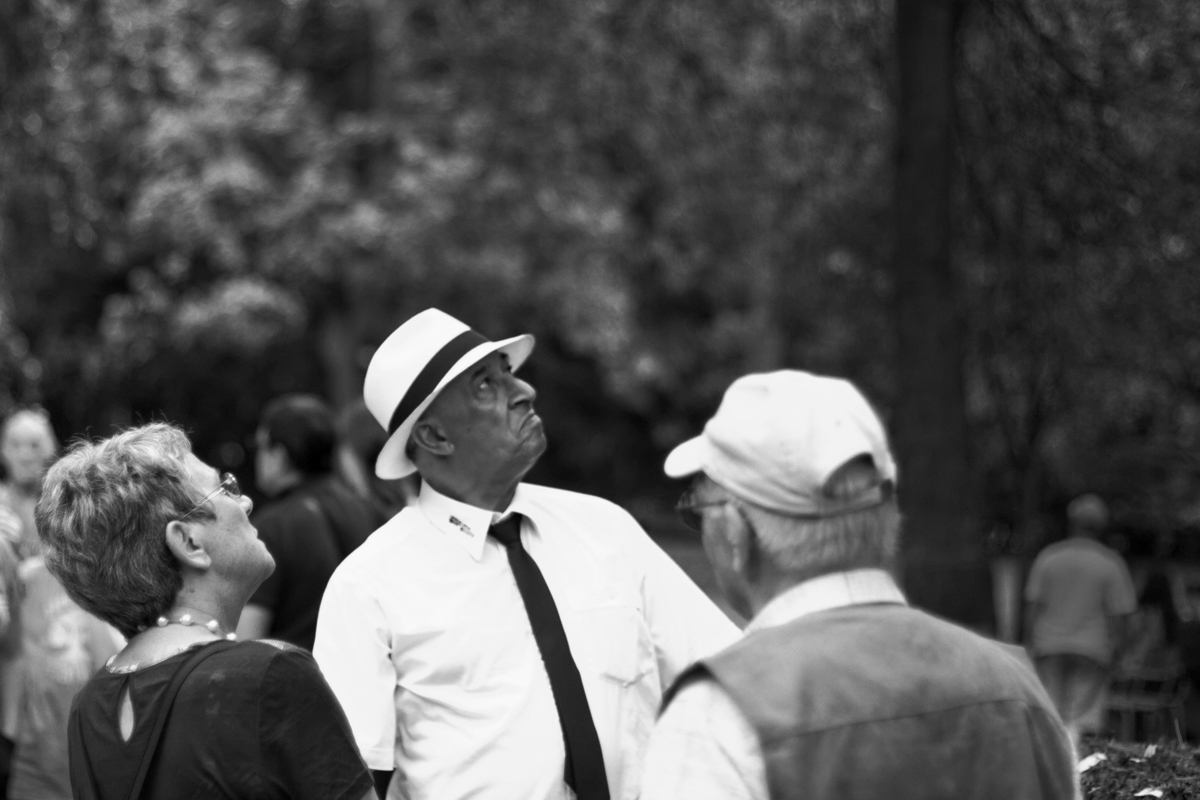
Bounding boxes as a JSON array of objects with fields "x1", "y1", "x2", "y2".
[{"x1": 36, "y1": 423, "x2": 374, "y2": 800}]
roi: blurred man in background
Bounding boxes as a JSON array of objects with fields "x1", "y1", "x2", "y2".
[
  {"x1": 642, "y1": 371, "x2": 1077, "y2": 800},
  {"x1": 236, "y1": 394, "x2": 376, "y2": 650},
  {"x1": 335, "y1": 399, "x2": 418, "y2": 522},
  {"x1": 1026, "y1": 493, "x2": 1137, "y2": 743}
]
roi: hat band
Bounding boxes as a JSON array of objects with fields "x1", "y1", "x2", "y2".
[{"x1": 387, "y1": 329, "x2": 490, "y2": 435}]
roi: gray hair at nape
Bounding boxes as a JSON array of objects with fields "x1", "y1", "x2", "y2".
[
  {"x1": 35, "y1": 422, "x2": 215, "y2": 639},
  {"x1": 742, "y1": 456, "x2": 901, "y2": 581}
]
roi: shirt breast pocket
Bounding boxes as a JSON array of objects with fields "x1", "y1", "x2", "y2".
[{"x1": 570, "y1": 604, "x2": 655, "y2": 688}]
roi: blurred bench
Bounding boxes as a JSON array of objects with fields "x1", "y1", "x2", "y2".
[{"x1": 1107, "y1": 665, "x2": 1189, "y2": 742}]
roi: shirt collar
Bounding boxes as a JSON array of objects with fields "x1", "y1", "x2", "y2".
[
  {"x1": 416, "y1": 482, "x2": 537, "y2": 561},
  {"x1": 745, "y1": 568, "x2": 907, "y2": 634},
  {"x1": 417, "y1": 482, "x2": 498, "y2": 561}
]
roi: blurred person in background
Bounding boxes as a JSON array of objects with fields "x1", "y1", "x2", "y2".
[
  {"x1": 236, "y1": 395, "x2": 377, "y2": 650},
  {"x1": 0, "y1": 410, "x2": 58, "y2": 561},
  {"x1": 0, "y1": 409, "x2": 120, "y2": 800},
  {"x1": 6, "y1": 559, "x2": 117, "y2": 800},
  {"x1": 1025, "y1": 493, "x2": 1137, "y2": 744},
  {"x1": 0, "y1": 412, "x2": 32, "y2": 792},
  {"x1": 335, "y1": 400, "x2": 417, "y2": 523},
  {"x1": 642, "y1": 371, "x2": 1077, "y2": 800},
  {"x1": 37, "y1": 422, "x2": 375, "y2": 800},
  {"x1": 1119, "y1": 570, "x2": 1182, "y2": 673},
  {"x1": 316, "y1": 309, "x2": 739, "y2": 800}
]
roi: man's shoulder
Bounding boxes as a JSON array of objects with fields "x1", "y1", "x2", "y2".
[
  {"x1": 1035, "y1": 538, "x2": 1073, "y2": 558},
  {"x1": 729, "y1": 604, "x2": 1012, "y2": 660},
  {"x1": 1043, "y1": 537, "x2": 1128, "y2": 573},
  {"x1": 713, "y1": 605, "x2": 1047, "y2": 700},
  {"x1": 519, "y1": 483, "x2": 637, "y2": 522},
  {"x1": 1032, "y1": 538, "x2": 1089, "y2": 569},
  {"x1": 328, "y1": 506, "x2": 425, "y2": 574},
  {"x1": 1088, "y1": 540, "x2": 1132, "y2": 572}
]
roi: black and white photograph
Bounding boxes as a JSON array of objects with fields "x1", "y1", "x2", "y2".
[{"x1": 0, "y1": 0, "x2": 1197, "y2": 797}]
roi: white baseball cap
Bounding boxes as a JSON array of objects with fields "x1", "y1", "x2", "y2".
[
  {"x1": 664, "y1": 370, "x2": 897, "y2": 516},
  {"x1": 364, "y1": 309, "x2": 534, "y2": 479}
]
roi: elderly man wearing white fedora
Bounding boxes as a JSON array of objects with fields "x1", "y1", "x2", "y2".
[
  {"x1": 313, "y1": 309, "x2": 739, "y2": 800},
  {"x1": 640, "y1": 371, "x2": 1077, "y2": 800}
]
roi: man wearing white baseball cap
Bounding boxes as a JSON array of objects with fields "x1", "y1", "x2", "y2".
[
  {"x1": 313, "y1": 309, "x2": 738, "y2": 800},
  {"x1": 641, "y1": 370, "x2": 1077, "y2": 800}
]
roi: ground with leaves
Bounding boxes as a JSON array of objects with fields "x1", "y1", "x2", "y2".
[{"x1": 1079, "y1": 739, "x2": 1200, "y2": 799}]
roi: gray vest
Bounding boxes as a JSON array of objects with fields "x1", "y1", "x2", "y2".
[{"x1": 664, "y1": 603, "x2": 1076, "y2": 800}]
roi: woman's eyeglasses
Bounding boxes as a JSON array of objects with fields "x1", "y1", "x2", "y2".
[{"x1": 181, "y1": 473, "x2": 241, "y2": 519}]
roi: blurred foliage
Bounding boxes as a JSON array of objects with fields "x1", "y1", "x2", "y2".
[
  {"x1": 0, "y1": 0, "x2": 1197, "y2": 541},
  {"x1": 957, "y1": 0, "x2": 1200, "y2": 545}
]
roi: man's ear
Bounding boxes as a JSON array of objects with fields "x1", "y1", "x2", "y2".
[
  {"x1": 722, "y1": 505, "x2": 756, "y2": 577},
  {"x1": 410, "y1": 418, "x2": 454, "y2": 458},
  {"x1": 165, "y1": 520, "x2": 213, "y2": 572}
]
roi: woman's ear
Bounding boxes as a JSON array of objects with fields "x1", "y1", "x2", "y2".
[{"x1": 165, "y1": 519, "x2": 212, "y2": 572}]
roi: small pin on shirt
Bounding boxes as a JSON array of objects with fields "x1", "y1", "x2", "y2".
[{"x1": 448, "y1": 516, "x2": 474, "y2": 536}]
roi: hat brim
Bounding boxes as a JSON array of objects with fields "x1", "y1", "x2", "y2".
[
  {"x1": 374, "y1": 333, "x2": 536, "y2": 479},
  {"x1": 664, "y1": 435, "x2": 710, "y2": 478}
]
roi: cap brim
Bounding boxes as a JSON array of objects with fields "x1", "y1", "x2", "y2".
[
  {"x1": 374, "y1": 333, "x2": 535, "y2": 479},
  {"x1": 663, "y1": 435, "x2": 710, "y2": 478}
]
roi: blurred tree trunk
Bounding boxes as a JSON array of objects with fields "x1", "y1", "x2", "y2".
[{"x1": 892, "y1": 0, "x2": 992, "y2": 629}]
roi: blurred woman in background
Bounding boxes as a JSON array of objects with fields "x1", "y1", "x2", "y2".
[
  {"x1": 0, "y1": 409, "x2": 58, "y2": 560},
  {"x1": 0, "y1": 409, "x2": 119, "y2": 800},
  {"x1": 1120, "y1": 570, "x2": 1183, "y2": 672}
]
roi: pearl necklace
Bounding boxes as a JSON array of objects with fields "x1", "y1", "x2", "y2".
[
  {"x1": 107, "y1": 611, "x2": 237, "y2": 674},
  {"x1": 153, "y1": 612, "x2": 238, "y2": 641}
]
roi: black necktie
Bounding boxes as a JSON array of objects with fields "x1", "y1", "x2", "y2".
[{"x1": 490, "y1": 514, "x2": 609, "y2": 800}]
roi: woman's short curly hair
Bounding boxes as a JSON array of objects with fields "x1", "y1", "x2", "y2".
[{"x1": 35, "y1": 423, "x2": 215, "y2": 639}]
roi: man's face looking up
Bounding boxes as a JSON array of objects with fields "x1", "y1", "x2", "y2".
[{"x1": 424, "y1": 351, "x2": 547, "y2": 480}]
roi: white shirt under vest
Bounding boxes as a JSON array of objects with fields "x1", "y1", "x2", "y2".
[{"x1": 314, "y1": 481, "x2": 739, "y2": 800}]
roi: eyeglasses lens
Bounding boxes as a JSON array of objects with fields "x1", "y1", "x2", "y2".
[{"x1": 675, "y1": 493, "x2": 704, "y2": 532}]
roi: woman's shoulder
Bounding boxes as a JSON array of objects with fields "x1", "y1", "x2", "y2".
[
  {"x1": 207, "y1": 639, "x2": 314, "y2": 669},
  {"x1": 210, "y1": 640, "x2": 326, "y2": 684},
  {"x1": 161, "y1": 641, "x2": 322, "y2": 709}
]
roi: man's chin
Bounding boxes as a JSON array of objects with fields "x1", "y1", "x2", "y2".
[
  {"x1": 512, "y1": 426, "x2": 549, "y2": 476},
  {"x1": 526, "y1": 420, "x2": 548, "y2": 456}
]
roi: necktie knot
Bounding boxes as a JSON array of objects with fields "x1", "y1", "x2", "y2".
[{"x1": 490, "y1": 514, "x2": 523, "y2": 547}]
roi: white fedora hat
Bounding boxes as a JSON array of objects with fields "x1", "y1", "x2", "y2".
[{"x1": 364, "y1": 309, "x2": 535, "y2": 478}]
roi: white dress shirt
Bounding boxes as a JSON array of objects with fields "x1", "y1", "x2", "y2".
[
  {"x1": 640, "y1": 569, "x2": 907, "y2": 800},
  {"x1": 314, "y1": 481, "x2": 739, "y2": 800}
]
